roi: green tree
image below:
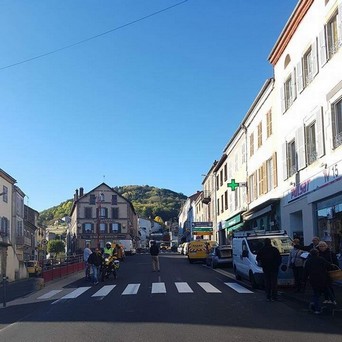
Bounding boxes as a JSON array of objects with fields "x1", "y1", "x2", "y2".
[{"x1": 47, "y1": 240, "x2": 65, "y2": 257}]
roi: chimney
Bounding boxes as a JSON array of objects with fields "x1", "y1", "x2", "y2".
[
  {"x1": 80, "y1": 187, "x2": 84, "y2": 197},
  {"x1": 74, "y1": 189, "x2": 79, "y2": 201}
]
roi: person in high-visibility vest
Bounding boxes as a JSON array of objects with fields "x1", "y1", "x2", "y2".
[{"x1": 103, "y1": 242, "x2": 114, "y2": 257}]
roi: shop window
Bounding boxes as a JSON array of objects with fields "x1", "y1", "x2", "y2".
[{"x1": 305, "y1": 122, "x2": 317, "y2": 165}]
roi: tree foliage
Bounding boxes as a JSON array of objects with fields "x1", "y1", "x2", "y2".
[{"x1": 47, "y1": 240, "x2": 65, "y2": 257}]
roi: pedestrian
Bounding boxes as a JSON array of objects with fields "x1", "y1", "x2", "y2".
[
  {"x1": 299, "y1": 236, "x2": 320, "y2": 252},
  {"x1": 256, "y1": 238, "x2": 282, "y2": 301},
  {"x1": 87, "y1": 247, "x2": 103, "y2": 285},
  {"x1": 149, "y1": 240, "x2": 160, "y2": 272},
  {"x1": 83, "y1": 243, "x2": 92, "y2": 279},
  {"x1": 288, "y1": 239, "x2": 305, "y2": 292},
  {"x1": 304, "y1": 248, "x2": 332, "y2": 314},
  {"x1": 317, "y1": 241, "x2": 338, "y2": 305}
]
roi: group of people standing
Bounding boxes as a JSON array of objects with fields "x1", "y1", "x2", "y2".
[
  {"x1": 83, "y1": 242, "x2": 124, "y2": 285},
  {"x1": 256, "y1": 236, "x2": 340, "y2": 314}
]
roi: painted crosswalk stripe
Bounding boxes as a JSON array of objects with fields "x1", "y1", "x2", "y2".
[
  {"x1": 92, "y1": 285, "x2": 116, "y2": 297},
  {"x1": 37, "y1": 290, "x2": 62, "y2": 299},
  {"x1": 175, "y1": 282, "x2": 193, "y2": 293},
  {"x1": 224, "y1": 282, "x2": 253, "y2": 294},
  {"x1": 122, "y1": 284, "x2": 140, "y2": 295},
  {"x1": 60, "y1": 287, "x2": 91, "y2": 299},
  {"x1": 152, "y1": 282, "x2": 166, "y2": 294},
  {"x1": 197, "y1": 282, "x2": 221, "y2": 293}
]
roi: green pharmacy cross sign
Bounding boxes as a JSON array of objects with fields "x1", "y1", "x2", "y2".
[{"x1": 227, "y1": 179, "x2": 239, "y2": 191}]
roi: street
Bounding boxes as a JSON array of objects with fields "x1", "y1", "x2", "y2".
[{"x1": 1, "y1": 252, "x2": 341, "y2": 342}]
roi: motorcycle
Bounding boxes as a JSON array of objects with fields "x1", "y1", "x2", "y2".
[{"x1": 100, "y1": 255, "x2": 120, "y2": 281}]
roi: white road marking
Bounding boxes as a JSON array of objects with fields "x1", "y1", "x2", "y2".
[
  {"x1": 197, "y1": 282, "x2": 221, "y2": 293},
  {"x1": 224, "y1": 282, "x2": 253, "y2": 293},
  {"x1": 92, "y1": 285, "x2": 116, "y2": 297},
  {"x1": 152, "y1": 282, "x2": 166, "y2": 293},
  {"x1": 122, "y1": 283, "x2": 140, "y2": 295},
  {"x1": 60, "y1": 287, "x2": 91, "y2": 299},
  {"x1": 37, "y1": 290, "x2": 62, "y2": 299},
  {"x1": 175, "y1": 282, "x2": 193, "y2": 293}
]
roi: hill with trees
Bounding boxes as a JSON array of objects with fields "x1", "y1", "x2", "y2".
[{"x1": 38, "y1": 185, "x2": 187, "y2": 227}]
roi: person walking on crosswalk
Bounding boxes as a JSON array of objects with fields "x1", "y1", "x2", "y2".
[
  {"x1": 87, "y1": 247, "x2": 103, "y2": 285},
  {"x1": 150, "y1": 240, "x2": 160, "y2": 272}
]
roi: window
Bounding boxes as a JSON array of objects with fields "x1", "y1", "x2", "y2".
[
  {"x1": 332, "y1": 97, "x2": 342, "y2": 148},
  {"x1": 99, "y1": 223, "x2": 107, "y2": 233},
  {"x1": 257, "y1": 122, "x2": 262, "y2": 148},
  {"x1": 224, "y1": 190, "x2": 228, "y2": 210},
  {"x1": 16, "y1": 221, "x2": 23, "y2": 236},
  {"x1": 303, "y1": 46, "x2": 314, "y2": 86},
  {"x1": 250, "y1": 133, "x2": 254, "y2": 157},
  {"x1": 305, "y1": 121, "x2": 317, "y2": 165},
  {"x1": 83, "y1": 223, "x2": 94, "y2": 233},
  {"x1": 111, "y1": 223, "x2": 121, "y2": 233},
  {"x1": 217, "y1": 198, "x2": 220, "y2": 215},
  {"x1": 241, "y1": 143, "x2": 246, "y2": 164},
  {"x1": 220, "y1": 170, "x2": 223, "y2": 186},
  {"x1": 2, "y1": 186, "x2": 8, "y2": 203},
  {"x1": 216, "y1": 175, "x2": 219, "y2": 190},
  {"x1": 283, "y1": 72, "x2": 297, "y2": 111},
  {"x1": 266, "y1": 158, "x2": 274, "y2": 192},
  {"x1": 98, "y1": 207, "x2": 108, "y2": 218},
  {"x1": 221, "y1": 195, "x2": 224, "y2": 213},
  {"x1": 287, "y1": 139, "x2": 297, "y2": 177},
  {"x1": 248, "y1": 172, "x2": 257, "y2": 203},
  {"x1": 112, "y1": 195, "x2": 117, "y2": 205},
  {"x1": 258, "y1": 165, "x2": 265, "y2": 196},
  {"x1": 266, "y1": 110, "x2": 272, "y2": 138},
  {"x1": 326, "y1": 11, "x2": 339, "y2": 59},
  {"x1": 84, "y1": 207, "x2": 92, "y2": 219},
  {"x1": 224, "y1": 163, "x2": 227, "y2": 182},
  {"x1": 112, "y1": 207, "x2": 119, "y2": 219},
  {"x1": 89, "y1": 194, "x2": 96, "y2": 205}
]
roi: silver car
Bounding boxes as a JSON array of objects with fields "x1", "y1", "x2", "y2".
[{"x1": 206, "y1": 245, "x2": 232, "y2": 268}]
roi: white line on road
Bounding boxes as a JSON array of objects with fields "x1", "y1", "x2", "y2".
[
  {"x1": 37, "y1": 290, "x2": 62, "y2": 299},
  {"x1": 152, "y1": 282, "x2": 166, "y2": 293},
  {"x1": 122, "y1": 283, "x2": 140, "y2": 295},
  {"x1": 60, "y1": 287, "x2": 91, "y2": 299},
  {"x1": 224, "y1": 282, "x2": 253, "y2": 293},
  {"x1": 92, "y1": 285, "x2": 116, "y2": 297},
  {"x1": 197, "y1": 282, "x2": 221, "y2": 293},
  {"x1": 175, "y1": 282, "x2": 193, "y2": 293}
]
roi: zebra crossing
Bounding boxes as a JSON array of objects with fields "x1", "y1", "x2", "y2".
[{"x1": 37, "y1": 281, "x2": 253, "y2": 304}]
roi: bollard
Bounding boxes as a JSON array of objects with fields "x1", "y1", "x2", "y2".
[{"x1": 2, "y1": 275, "x2": 8, "y2": 308}]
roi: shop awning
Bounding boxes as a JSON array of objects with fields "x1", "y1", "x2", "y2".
[
  {"x1": 226, "y1": 222, "x2": 244, "y2": 233},
  {"x1": 242, "y1": 199, "x2": 280, "y2": 221}
]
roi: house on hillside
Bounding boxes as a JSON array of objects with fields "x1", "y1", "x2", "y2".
[{"x1": 69, "y1": 183, "x2": 138, "y2": 252}]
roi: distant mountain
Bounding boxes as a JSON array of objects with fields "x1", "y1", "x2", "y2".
[{"x1": 38, "y1": 185, "x2": 187, "y2": 227}]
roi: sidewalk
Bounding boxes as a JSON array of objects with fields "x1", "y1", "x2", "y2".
[{"x1": 0, "y1": 277, "x2": 44, "y2": 305}]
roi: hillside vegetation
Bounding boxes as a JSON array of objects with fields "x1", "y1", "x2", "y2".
[{"x1": 38, "y1": 185, "x2": 187, "y2": 227}]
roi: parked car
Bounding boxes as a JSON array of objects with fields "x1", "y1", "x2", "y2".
[
  {"x1": 206, "y1": 245, "x2": 232, "y2": 268},
  {"x1": 25, "y1": 260, "x2": 42, "y2": 276}
]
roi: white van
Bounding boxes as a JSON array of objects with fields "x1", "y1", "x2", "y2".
[
  {"x1": 232, "y1": 230, "x2": 294, "y2": 288},
  {"x1": 118, "y1": 239, "x2": 136, "y2": 255}
]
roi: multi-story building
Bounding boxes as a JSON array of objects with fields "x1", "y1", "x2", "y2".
[
  {"x1": 69, "y1": 183, "x2": 138, "y2": 251},
  {"x1": 269, "y1": 0, "x2": 342, "y2": 250}
]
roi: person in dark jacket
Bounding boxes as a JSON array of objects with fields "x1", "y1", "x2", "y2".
[
  {"x1": 149, "y1": 240, "x2": 160, "y2": 272},
  {"x1": 317, "y1": 241, "x2": 338, "y2": 305},
  {"x1": 256, "y1": 238, "x2": 282, "y2": 301},
  {"x1": 87, "y1": 248, "x2": 103, "y2": 285},
  {"x1": 304, "y1": 248, "x2": 332, "y2": 313}
]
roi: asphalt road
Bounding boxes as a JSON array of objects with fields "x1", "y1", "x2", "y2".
[{"x1": 1, "y1": 253, "x2": 341, "y2": 342}]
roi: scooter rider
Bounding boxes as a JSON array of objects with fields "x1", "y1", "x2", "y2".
[{"x1": 103, "y1": 242, "x2": 114, "y2": 257}]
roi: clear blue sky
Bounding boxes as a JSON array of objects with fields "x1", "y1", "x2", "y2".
[{"x1": 0, "y1": 0, "x2": 298, "y2": 212}]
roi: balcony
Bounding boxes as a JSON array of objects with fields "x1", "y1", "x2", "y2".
[{"x1": 202, "y1": 191, "x2": 211, "y2": 204}]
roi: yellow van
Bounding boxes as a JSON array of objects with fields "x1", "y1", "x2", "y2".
[
  {"x1": 25, "y1": 260, "x2": 42, "y2": 276},
  {"x1": 188, "y1": 240, "x2": 218, "y2": 263}
]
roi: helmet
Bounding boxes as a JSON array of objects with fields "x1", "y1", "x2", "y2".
[{"x1": 106, "y1": 242, "x2": 112, "y2": 248}]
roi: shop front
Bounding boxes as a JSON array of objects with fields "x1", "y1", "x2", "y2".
[{"x1": 224, "y1": 214, "x2": 244, "y2": 244}]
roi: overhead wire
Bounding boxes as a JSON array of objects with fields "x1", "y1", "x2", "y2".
[{"x1": 0, "y1": 0, "x2": 189, "y2": 72}]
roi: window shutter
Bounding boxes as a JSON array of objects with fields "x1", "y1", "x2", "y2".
[
  {"x1": 315, "y1": 107, "x2": 325, "y2": 158},
  {"x1": 319, "y1": 29, "x2": 327, "y2": 67},
  {"x1": 296, "y1": 61, "x2": 304, "y2": 93},
  {"x1": 339, "y1": 1, "x2": 342, "y2": 47},
  {"x1": 247, "y1": 177, "x2": 251, "y2": 204},
  {"x1": 282, "y1": 142, "x2": 288, "y2": 180},
  {"x1": 291, "y1": 69, "x2": 297, "y2": 102},
  {"x1": 262, "y1": 162, "x2": 267, "y2": 194},
  {"x1": 272, "y1": 152, "x2": 278, "y2": 188},
  {"x1": 253, "y1": 172, "x2": 258, "y2": 200},
  {"x1": 280, "y1": 86, "x2": 285, "y2": 113},
  {"x1": 296, "y1": 126, "x2": 306, "y2": 170},
  {"x1": 312, "y1": 38, "x2": 318, "y2": 77}
]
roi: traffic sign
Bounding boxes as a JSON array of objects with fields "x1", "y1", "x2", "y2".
[{"x1": 41, "y1": 239, "x2": 48, "y2": 245}]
